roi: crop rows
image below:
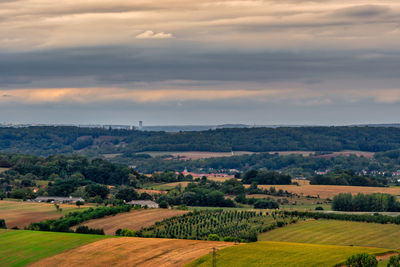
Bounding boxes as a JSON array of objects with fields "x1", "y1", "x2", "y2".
[{"x1": 138, "y1": 210, "x2": 295, "y2": 242}]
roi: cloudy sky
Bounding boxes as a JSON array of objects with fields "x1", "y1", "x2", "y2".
[{"x1": 1, "y1": 0, "x2": 400, "y2": 126}]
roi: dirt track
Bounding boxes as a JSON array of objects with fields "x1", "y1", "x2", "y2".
[
  {"x1": 30, "y1": 237, "x2": 235, "y2": 267},
  {"x1": 72, "y1": 209, "x2": 188, "y2": 235}
]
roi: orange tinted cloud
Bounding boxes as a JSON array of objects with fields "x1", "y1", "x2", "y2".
[{"x1": 0, "y1": 87, "x2": 291, "y2": 103}]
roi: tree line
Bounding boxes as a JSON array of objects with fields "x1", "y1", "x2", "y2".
[{"x1": 332, "y1": 193, "x2": 400, "y2": 212}]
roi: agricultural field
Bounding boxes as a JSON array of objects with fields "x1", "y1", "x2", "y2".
[
  {"x1": 144, "y1": 181, "x2": 191, "y2": 191},
  {"x1": 254, "y1": 184, "x2": 400, "y2": 199},
  {"x1": 139, "y1": 210, "x2": 295, "y2": 242},
  {"x1": 30, "y1": 237, "x2": 234, "y2": 267},
  {"x1": 139, "y1": 151, "x2": 253, "y2": 160},
  {"x1": 246, "y1": 194, "x2": 331, "y2": 211},
  {"x1": 0, "y1": 230, "x2": 107, "y2": 267},
  {"x1": 136, "y1": 189, "x2": 168, "y2": 195},
  {"x1": 259, "y1": 219, "x2": 400, "y2": 249},
  {"x1": 313, "y1": 150, "x2": 374, "y2": 159},
  {"x1": 0, "y1": 200, "x2": 89, "y2": 229},
  {"x1": 73, "y1": 209, "x2": 188, "y2": 235},
  {"x1": 187, "y1": 241, "x2": 391, "y2": 267}
]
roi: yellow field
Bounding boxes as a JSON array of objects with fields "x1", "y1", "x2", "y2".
[
  {"x1": 0, "y1": 200, "x2": 89, "y2": 228},
  {"x1": 31, "y1": 237, "x2": 234, "y2": 267},
  {"x1": 251, "y1": 184, "x2": 400, "y2": 199}
]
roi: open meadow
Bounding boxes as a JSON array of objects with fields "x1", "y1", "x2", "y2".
[
  {"x1": 30, "y1": 237, "x2": 234, "y2": 267},
  {"x1": 0, "y1": 230, "x2": 107, "y2": 267},
  {"x1": 186, "y1": 241, "x2": 392, "y2": 267},
  {"x1": 259, "y1": 219, "x2": 400, "y2": 249},
  {"x1": 253, "y1": 184, "x2": 400, "y2": 199},
  {"x1": 0, "y1": 200, "x2": 89, "y2": 228},
  {"x1": 72, "y1": 209, "x2": 188, "y2": 235}
]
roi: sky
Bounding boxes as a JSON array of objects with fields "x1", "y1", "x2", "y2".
[{"x1": 1, "y1": 0, "x2": 400, "y2": 126}]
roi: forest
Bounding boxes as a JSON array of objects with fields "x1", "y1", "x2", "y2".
[{"x1": 2, "y1": 126, "x2": 400, "y2": 156}]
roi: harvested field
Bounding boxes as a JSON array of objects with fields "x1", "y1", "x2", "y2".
[
  {"x1": 31, "y1": 237, "x2": 234, "y2": 267},
  {"x1": 149, "y1": 181, "x2": 192, "y2": 190},
  {"x1": 0, "y1": 200, "x2": 89, "y2": 228},
  {"x1": 140, "y1": 151, "x2": 253, "y2": 160},
  {"x1": 251, "y1": 184, "x2": 400, "y2": 199},
  {"x1": 292, "y1": 179, "x2": 310, "y2": 186},
  {"x1": 136, "y1": 189, "x2": 168, "y2": 195},
  {"x1": 260, "y1": 219, "x2": 400, "y2": 249},
  {"x1": 206, "y1": 176, "x2": 234, "y2": 182},
  {"x1": 313, "y1": 150, "x2": 374, "y2": 159},
  {"x1": 72, "y1": 209, "x2": 188, "y2": 235}
]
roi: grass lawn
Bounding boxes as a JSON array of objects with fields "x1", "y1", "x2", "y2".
[
  {"x1": 186, "y1": 241, "x2": 391, "y2": 267},
  {"x1": 0, "y1": 230, "x2": 108, "y2": 267},
  {"x1": 259, "y1": 219, "x2": 400, "y2": 249}
]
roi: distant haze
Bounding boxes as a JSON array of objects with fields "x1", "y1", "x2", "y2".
[{"x1": 1, "y1": 1, "x2": 400, "y2": 125}]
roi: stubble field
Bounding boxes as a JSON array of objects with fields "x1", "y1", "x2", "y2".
[
  {"x1": 72, "y1": 209, "x2": 188, "y2": 235},
  {"x1": 31, "y1": 237, "x2": 234, "y2": 267}
]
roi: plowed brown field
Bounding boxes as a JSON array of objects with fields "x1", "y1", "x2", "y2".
[
  {"x1": 251, "y1": 185, "x2": 400, "y2": 199},
  {"x1": 30, "y1": 237, "x2": 235, "y2": 267},
  {"x1": 72, "y1": 209, "x2": 188, "y2": 235}
]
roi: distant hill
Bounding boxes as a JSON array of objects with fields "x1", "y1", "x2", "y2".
[{"x1": 1, "y1": 126, "x2": 400, "y2": 156}]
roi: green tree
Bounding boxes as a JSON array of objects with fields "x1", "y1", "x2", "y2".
[
  {"x1": 76, "y1": 200, "x2": 84, "y2": 208},
  {"x1": 345, "y1": 253, "x2": 377, "y2": 267},
  {"x1": 115, "y1": 188, "x2": 139, "y2": 202},
  {"x1": 207, "y1": 234, "x2": 220, "y2": 241},
  {"x1": 85, "y1": 184, "x2": 109, "y2": 199},
  {"x1": 387, "y1": 255, "x2": 400, "y2": 267}
]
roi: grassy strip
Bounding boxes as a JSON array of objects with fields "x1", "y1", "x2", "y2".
[
  {"x1": 186, "y1": 241, "x2": 391, "y2": 267},
  {"x1": 0, "y1": 230, "x2": 108, "y2": 267},
  {"x1": 259, "y1": 219, "x2": 400, "y2": 249}
]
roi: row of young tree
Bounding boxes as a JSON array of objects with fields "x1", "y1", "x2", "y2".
[
  {"x1": 137, "y1": 210, "x2": 295, "y2": 242},
  {"x1": 332, "y1": 193, "x2": 400, "y2": 212}
]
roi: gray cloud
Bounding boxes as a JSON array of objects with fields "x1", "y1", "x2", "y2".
[
  {"x1": 1, "y1": 45, "x2": 400, "y2": 88},
  {"x1": 334, "y1": 5, "x2": 391, "y2": 18}
]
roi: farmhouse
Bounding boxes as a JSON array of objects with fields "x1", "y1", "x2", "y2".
[
  {"x1": 34, "y1": 196, "x2": 84, "y2": 203},
  {"x1": 126, "y1": 200, "x2": 159, "y2": 208}
]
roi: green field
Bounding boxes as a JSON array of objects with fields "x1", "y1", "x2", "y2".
[
  {"x1": 260, "y1": 219, "x2": 400, "y2": 249},
  {"x1": 186, "y1": 241, "x2": 391, "y2": 267},
  {"x1": 0, "y1": 230, "x2": 108, "y2": 267}
]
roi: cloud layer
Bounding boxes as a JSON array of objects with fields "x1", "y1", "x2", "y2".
[{"x1": 1, "y1": 0, "x2": 400, "y2": 124}]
